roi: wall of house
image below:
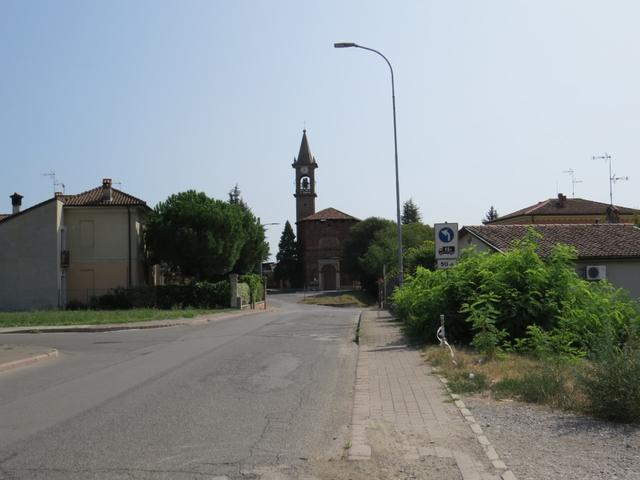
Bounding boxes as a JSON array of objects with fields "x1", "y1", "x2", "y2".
[
  {"x1": 64, "y1": 207, "x2": 146, "y2": 303},
  {"x1": 0, "y1": 200, "x2": 61, "y2": 310},
  {"x1": 576, "y1": 260, "x2": 640, "y2": 299},
  {"x1": 459, "y1": 234, "x2": 496, "y2": 254}
]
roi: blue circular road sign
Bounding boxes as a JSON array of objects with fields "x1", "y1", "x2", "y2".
[{"x1": 438, "y1": 227, "x2": 455, "y2": 243}]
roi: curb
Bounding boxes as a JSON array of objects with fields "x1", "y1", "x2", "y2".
[
  {"x1": 0, "y1": 307, "x2": 273, "y2": 335},
  {"x1": 0, "y1": 349, "x2": 59, "y2": 373},
  {"x1": 435, "y1": 371, "x2": 518, "y2": 480},
  {"x1": 348, "y1": 310, "x2": 372, "y2": 461}
]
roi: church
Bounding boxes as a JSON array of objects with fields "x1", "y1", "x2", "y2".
[{"x1": 292, "y1": 130, "x2": 360, "y2": 290}]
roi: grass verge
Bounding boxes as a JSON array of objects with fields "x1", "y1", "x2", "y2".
[
  {"x1": 0, "y1": 308, "x2": 231, "y2": 328},
  {"x1": 300, "y1": 290, "x2": 376, "y2": 308},
  {"x1": 425, "y1": 346, "x2": 586, "y2": 410}
]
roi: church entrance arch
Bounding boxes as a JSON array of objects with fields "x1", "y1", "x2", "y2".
[{"x1": 320, "y1": 264, "x2": 337, "y2": 290}]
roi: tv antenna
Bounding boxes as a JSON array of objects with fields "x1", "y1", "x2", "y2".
[
  {"x1": 562, "y1": 169, "x2": 583, "y2": 198},
  {"x1": 42, "y1": 171, "x2": 66, "y2": 194},
  {"x1": 592, "y1": 153, "x2": 629, "y2": 205}
]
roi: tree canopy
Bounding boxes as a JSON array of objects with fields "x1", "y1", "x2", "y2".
[
  {"x1": 274, "y1": 221, "x2": 302, "y2": 287},
  {"x1": 401, "y1": 198, "x2": 422, "y2": 224},
  {"x1": 343, "y1": 217, "x2": 434, "y2": 294},
  {"x1": 145, "y1": 190, "x2": 268, "y2": 281},
  {"x1": 483, "y1": 205, "x2": 499, "y2": 224}
]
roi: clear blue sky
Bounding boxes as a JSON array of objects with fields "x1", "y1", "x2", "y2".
[{"x1": 2, "y1": 1, "x2": 639, "y2": 258}]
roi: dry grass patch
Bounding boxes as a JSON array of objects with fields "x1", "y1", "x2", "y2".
[
  {"x1": 425, "y1": 345, "x2": 587, "y2": 410},
  {"x1": 300, "y1": 290, "x2": 375, "y2": 308}
]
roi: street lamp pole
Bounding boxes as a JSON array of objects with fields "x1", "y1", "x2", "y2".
[{"x1": 334, "y1": 42, "x2": 404, "y2": 285}]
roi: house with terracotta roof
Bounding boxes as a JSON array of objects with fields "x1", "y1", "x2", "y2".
[
  {"x1": 291, "y1": 131, "x2": 360, "y2": 289},
  {"x1": 459, "y1": 224, "x2": 640, "y2": 298},
  {"x1": 0, "y1": 179, "x2": 150, "y2": 310},
  {"x1": 488, "y1": 193, "x2": 640, "y2": 225}
]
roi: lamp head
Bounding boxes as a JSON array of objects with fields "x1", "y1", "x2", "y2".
[{"x1": 334, "y1": 42, "x2": 357, "y2": 48}]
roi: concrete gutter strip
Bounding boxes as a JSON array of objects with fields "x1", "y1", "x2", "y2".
[{"x1": 0, "y1": 346, "x2": 59, "y2": 373}]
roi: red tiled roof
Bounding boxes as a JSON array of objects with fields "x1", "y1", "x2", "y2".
[
  {"x1": 462, "y1": 224, "x2": 640, "y2": 259},
  {"x1": 495, "y1": 196, "x2": 638, "y2": 222},
  {"x1": 298, "y1": 207, "x2": 359, "y2": 222},
  {"x1": 63, "y1": 186, "x2": 147, "y2": 207}
]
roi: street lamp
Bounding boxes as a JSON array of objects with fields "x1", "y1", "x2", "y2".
[{"x1": 334, "y1": 42, "x2": 404, "y2": 285}]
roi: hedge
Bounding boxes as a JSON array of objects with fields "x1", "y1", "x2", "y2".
[{"x1": 90, "y1": 281, "x2": 230, "y2": 310}]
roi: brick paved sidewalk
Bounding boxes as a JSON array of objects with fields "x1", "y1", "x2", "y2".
[{"x1": 349, "y1": 309, "x2": 516, "y2": 480}]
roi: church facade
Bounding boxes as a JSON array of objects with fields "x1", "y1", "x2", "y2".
[{"x1": 292, "y1": 130, "x2": 359, "y2": 290}]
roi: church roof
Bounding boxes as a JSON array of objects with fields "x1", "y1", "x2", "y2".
[
  {"x1": 298, "y1": 207, "x2": 359, "y2": 222},
  {"x1": 293, "y1": 129, "x2": 317, "y2": 166}
]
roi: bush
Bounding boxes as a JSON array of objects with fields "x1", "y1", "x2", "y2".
[
  {"x1": 240, "y1": 274, "x2": 264, "y2": 303},
  {"x1": 392, "y1": 232, "x2": 640, "y2": 355},
  {"x1": 94, "y1": 281, "x2": 230, "y2": 310},
  {"x1": 237, "y1": 283, "x2": 251, "y2": 306},
  {"x1": 580, "y1": 343, "x2": 640, "y2": 423}
]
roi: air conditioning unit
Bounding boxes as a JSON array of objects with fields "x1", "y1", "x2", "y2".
[{"x1": 586, "y1": 265, "x2": 606, "y2": 281}]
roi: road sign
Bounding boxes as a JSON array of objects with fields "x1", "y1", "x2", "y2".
[
  {"x1": 434, "y1": 223, "x2": 459, "y2": 261},
  {"x1": 437, "y1": 259, "x2": 457, "y2": 269}
]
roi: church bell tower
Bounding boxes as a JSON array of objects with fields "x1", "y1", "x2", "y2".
[{"x1": 292, "y1": 129, "x2": 317, "y2": 222}]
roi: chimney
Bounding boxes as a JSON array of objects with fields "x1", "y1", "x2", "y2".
[
  {"x1": 606, "y1": 205, "x2": 620, "y2": 224},
  {"x1": 54, "y1": 192, "x2": 64, "y2": 198},
  {"x1": 10, "y1": 192, "x2": 23, "y2": 214},
  {"x1": 557, "y1": 193, "x2": 567, "y2": 207},
  {"x1": 102, "y1": 178, "x2": 113, "y2": 202}
]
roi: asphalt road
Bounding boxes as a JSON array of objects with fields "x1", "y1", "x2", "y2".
[{"x1": 0, "y1": 294, "x2": 359, "y2": 479}]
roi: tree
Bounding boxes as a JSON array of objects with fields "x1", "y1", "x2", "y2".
[
  {"x1": 145, "y1": 190, "x2": 268, "y2": 281},
  {"x1": 343, "y1": 217, "x2": 395, "y2": 293},
  {"x1": 343, "y1": 217, "x2": 434, "y2": 294},
  {"x1": 231, "y1": 206, "x2": 269, "y2": 274},
  {"x1": 359, "y1": 222, "x2": 434, "y2": 278},
  {"x1": 228, "y1": 184, "x2": 247, "y2": 208},
  {"x1": 225, "y1": 184, "x2": 269, "y2": 274},
  {"x1": 274, "y1": 221, "x2": 302, "y2": 287},
  {"x1": 483, "y1": 206, "x2": 499, "y2": 224},
  {"x1": 401, "y1": 198, "x2": 422, "y2": 224},
  {"x1": 404, "y1": 241, "x2": 436, "y2": 275}
]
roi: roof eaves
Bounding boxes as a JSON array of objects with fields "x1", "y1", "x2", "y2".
[{"x1": 461, "y1": 226, "x2": 505, "y2": 253}]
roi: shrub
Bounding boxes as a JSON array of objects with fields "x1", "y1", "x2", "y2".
[
  {"x1": 237, "y1": 283, "x2": 251, "y2": 306},
  {"x1": 580, "y1": 343, "x2": 640, "y2": 423},
  {"x1": 461, "y1": 292, "x2": 508, "y2": 358},
  {"x1": 240, "y1": 274, "x2": 264, "y2": 303},
  {"x1": 94, "y1": 281, "x2": 230, "y2": 310},
  {"x1": 392, "y1": 232, "x2": 640, "y2": 355}
]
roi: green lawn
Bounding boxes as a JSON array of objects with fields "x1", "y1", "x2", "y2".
[
  {"x1": 0, "y1": 308, "x2": 231, "y2": 328},
  {"x1": 300, "y1": 290, "x2": 376, "y2": 308}
]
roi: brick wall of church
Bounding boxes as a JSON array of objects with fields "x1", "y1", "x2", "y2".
[{"x1": 297, "y1": 218, "x2": 359, "y2": 288}]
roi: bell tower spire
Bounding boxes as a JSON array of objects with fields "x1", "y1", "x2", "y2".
[{"x1": 292, "y1": 129, "x2": 317, "y2": 222}]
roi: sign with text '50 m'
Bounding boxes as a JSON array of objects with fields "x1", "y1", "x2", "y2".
[{"x1": 434, "y1": 223, "x2": 459, "y2": 265}]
